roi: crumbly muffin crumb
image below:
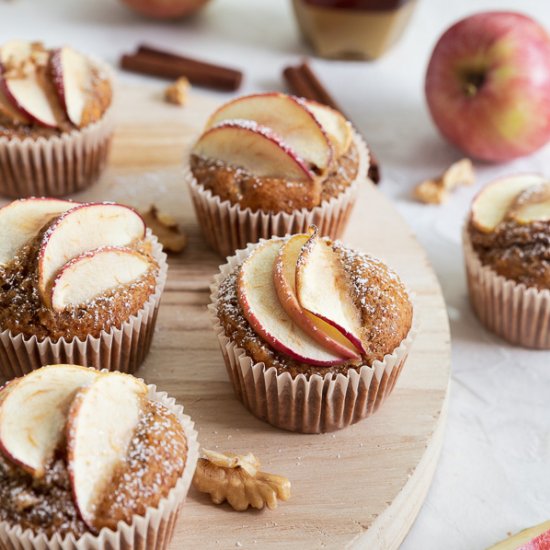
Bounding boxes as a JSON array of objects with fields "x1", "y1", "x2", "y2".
[{"x1": 468, "y1": 219, "x2": 550, "y2": 290}]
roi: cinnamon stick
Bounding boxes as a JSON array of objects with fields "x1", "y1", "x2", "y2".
[
  {"x1": 283, "y1": 61, "x2": 380, "y2": 183},
  {"x1": 120, "y1": 47, "x2": 242, "y2": 91}
]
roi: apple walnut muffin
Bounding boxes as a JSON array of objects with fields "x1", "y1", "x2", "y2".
[
  {"x1": 0, "y1": 200, "x2": 159, "y2": 341},
  {"x1": 216, "y1": 233, "x2": 413, "y2": 378},
  {"x1": 0, "y1": 366, "x2": 189, "y2": 538}
]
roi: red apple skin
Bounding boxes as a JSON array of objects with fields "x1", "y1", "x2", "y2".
[
  {"x1": 120, "y1": 0, "x2": 209, "y2": 19},
  {"x1": 521, "y1": 529, "x2": 550, "y2": 550},
  {"x1": 425, "y1": 12, "x2": 550, "y2": 162}
]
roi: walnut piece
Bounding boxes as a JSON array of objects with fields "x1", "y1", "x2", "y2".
[
  {"x1": 193, "y1": 449, "x2": 291, "y2": 511},
  {"x1": 413, "y1": 158, "x2": 475, "y2": 204},
  {"x1": 164, "y1": 77, "x2": 190, "y2": 106},
  {"x1": 140, "y1": 206, "x2": 187, "y2": 253}
]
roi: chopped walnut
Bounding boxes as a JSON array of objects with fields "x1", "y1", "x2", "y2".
[
  {"x1": 140, "y1": 206, "x2": 187, "y2": 253},
  {"x1": 193, "y1": 449, "x2": 291, "y2": 511},
  {"x1": 413, "y1": 158, "x2": 475, "y2": 204},
  {"x1": 164, "y1": 77, "x2": 190, "y2": 106}
]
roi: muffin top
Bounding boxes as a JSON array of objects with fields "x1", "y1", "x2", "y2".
[
  {"x1": 0, "y1": 365, "x2": 187, "y2": 538},
  {"x1": 0, "y1": 40, "x2": 112, "y2": 139},
  {"x1": 190, "y1": 93, "x2": 367, "y2": 213},
  {"x1": 467, "y1": 174, "x2": 550, "y2": 290},
  {"x1": 216, "y1": 227, "x2": 412, "y2": 377},
  {"x1": 0, "y1": 198, "x2": 159, "y2": 341}
]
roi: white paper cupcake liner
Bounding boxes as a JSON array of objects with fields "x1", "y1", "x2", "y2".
[
  {"x1": 464, "y1": 228, "x2": 550, "y2": 349},
  {"x1": 0, "y1": 229, "x2": 168, "y2": 380},
  {"x1": 187, "y1": 131, "x2": 369, "y2": 258},
  {"x1": 0, "y1": 382, "x2": 199, "y2": 550},
  {"x1": 209, "y1": 239, "x2": 416, "y2": 434},
  {"x1": 0, "y1": 60, "x2": 115, "y2": 199}
]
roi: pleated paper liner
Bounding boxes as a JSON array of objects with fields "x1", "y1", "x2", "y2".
[
  {"x1": 0, "y1": 383, "x2": 199, "y2": 550},
  {"x1": 0, "y1": 59, "x2": 116, "y2": 199},
  {"x1": 209, "y1": 240, "x2": 417, "y2": 434},
  {"x1": 0, "y1": 230, "x2": 168, "y2": 381},
  {"x1": 187, "y1": 131, "x2": 370, "y2": 258},
  {"x1": 464, "y1": 229, "x2": 550, "y2": 349}
]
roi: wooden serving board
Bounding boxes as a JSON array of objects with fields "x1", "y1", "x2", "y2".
[{"x1": 49, "y1": 85, "x2": 450, "y2": 549}]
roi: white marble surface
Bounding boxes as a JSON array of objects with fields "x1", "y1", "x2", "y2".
[{"x1": 1, "y1": 0, "x2": 549, "y2": 548}]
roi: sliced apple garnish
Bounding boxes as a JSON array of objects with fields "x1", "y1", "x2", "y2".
[
  {"x1": 238, "y1": 239, "x2": 349, "y2": 366},
  {"x1": 51, "y1": 47, "x2": 92, "y2": 127},
  {"x1": 0, "y1": 364, "x2": 98, "y2": 478},
  {"x1": 37, "y1": 202, "x2": 146, "y2": 304},
  {"x1": 0, "y1": 41, "x2": 59, "y2": 128},
  {"x1": 193, "y1": 121, "x2": 314, "y2": 182},
  {"x1": 67, "y1": 372, "x2": 146, "y2": 530},
  {"x1": 507, "y1": 182, "x2": 550, "y2": 224},
  {"x1": 0, "y1": 197, "x2": 76, "y2": 267},
  {"x1": 471, "y1": 174, "x2": 546, "y2": 233},
  {"x1": 303, "y1": 99, "x2": 353, "y2": 157},
  {"x1": 274, "y1": 233, "x2": 360, "y2": 361},
  {"x1": 50, "y1": 246, "x2": 150, "y2": 312},
  {"x1": 296, "y1": 231, "x2": 365, "y2": 355},
  {"x1": 0, "y1": 80, "x2": 30, "y2": 124},
  {"x1": 206, "y1": 93, "x2": 332, "y2": 173}
]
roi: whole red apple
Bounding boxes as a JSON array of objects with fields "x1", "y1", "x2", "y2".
[
  {"x1": 425, "y1": 12, "x2": 550, "y2": 162},
  {"x1": 120, "y1": 0, "x2": 209, "y2": 20}
]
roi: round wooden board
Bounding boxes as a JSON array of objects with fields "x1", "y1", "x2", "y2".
[{"x1": 9, "y1": 85, "x2": 451, "y2": 549}]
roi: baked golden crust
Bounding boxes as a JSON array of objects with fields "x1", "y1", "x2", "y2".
[
  {"x1": 0, "y1": 225, "x2": 158, "y2": 342},
  {"x1": 0, "y1": 400, "x2": 186, "y2": 538},
  {"x1": 191, "y1": 141, "x2": 359, "y2": 214},
  {"x1": 216, "y1": 239, "x2": 413, "y2": 377},
  {"x1": 468, "y1": 219, "x2": 550, "y2": 290}
]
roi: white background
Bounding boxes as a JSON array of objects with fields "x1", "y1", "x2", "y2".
[{"x1": 1, "y1": 0, "x2": 549, "y2": 548}]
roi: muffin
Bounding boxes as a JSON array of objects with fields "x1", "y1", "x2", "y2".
[
  {"x1": 0, "y1": 364, "x2": 199, "y2": 550},
  {"x1": 187, "y1": 92, "x2": 369, "y2": 257},
  {"x1": 464, "y1": 174, "x2": 550, "y2": 348},
  {"x1": 0, "y1": 197, "x2": 167, "y2": 379},
  {"x1": 0, "y1": 40, "x2": 114, "y2": 198},
  {"x1": 210, "y1": 226, "x2": 415, "y2": 433}
]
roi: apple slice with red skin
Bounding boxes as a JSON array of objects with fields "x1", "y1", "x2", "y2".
[
  {"x1": 0, "y1": 41, "x2": 59, "y2": 128},
  {"x1": 67, "y1": 372, "x2": 147, "y2": 531},
  {"x1": 303, "y1": 99, "x2": 353, "y2": 157},
  {"x1": 50, "y1": 246, "x2": 151, "y2": 311},
  {"x1": 192, "y1": 121, "x2": 314, "y2": 182},
  {"x1": 51, "y1": 47, "x2": 92, "y2": 127},
  {"x1": 206, "y1": 93, "x2": 333, "y2": 173},
  {"x1": 488, "y1": 519, "x2": 550, "y2": 550},
  {"x1": 238, "y1": 239, "x2": 350, "y2": 366},
  {"x1": 37, "y1": 202, "x2": 146, "y2": 305},
  {"x1": 274, "y1": 233, "x2": 361, "y2": 361},
  {"x1": 296, "y1": 231, "x2": 365, "y2": 355},
  {"x1": 0, "y1": 364, "x2": 98, "y2": 478},
  {"x1": 0, "y1": 197, "x2": 76, "y2": 267},
  {"x1": 0, "y1": 81, "x2": 30, "y2": 125},
  {"x1": 470, "y1": 174, "x2": 546, "y2": 232}
]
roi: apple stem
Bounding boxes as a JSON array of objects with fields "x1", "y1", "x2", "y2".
[{"x1": 463, "y1": 82, "x2": 478, "y2": 97}]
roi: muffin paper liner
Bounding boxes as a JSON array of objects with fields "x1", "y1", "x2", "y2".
[
  {"x1": 187, "y1": 131, "x2": 369, "y2": 258},
  {"x1": 0, "y1": 382, "x2": 199, "y2": 550},
  {"x1": 209, "y1": 240, "x2": 416, "y2": 434},
  {"x1": 0, "y1": 60, "x2": 115, "y2": 199},
  {"x1": 463, "y1": 229, "x2": 550, "y2": 349},
  {"x1": 0, "y1": 229, "x2": 168, "y2": 381}
]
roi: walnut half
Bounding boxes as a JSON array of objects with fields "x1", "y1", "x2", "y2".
[{"x1": 193, "y1": 449, "x2": 291, "y2": 511}]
